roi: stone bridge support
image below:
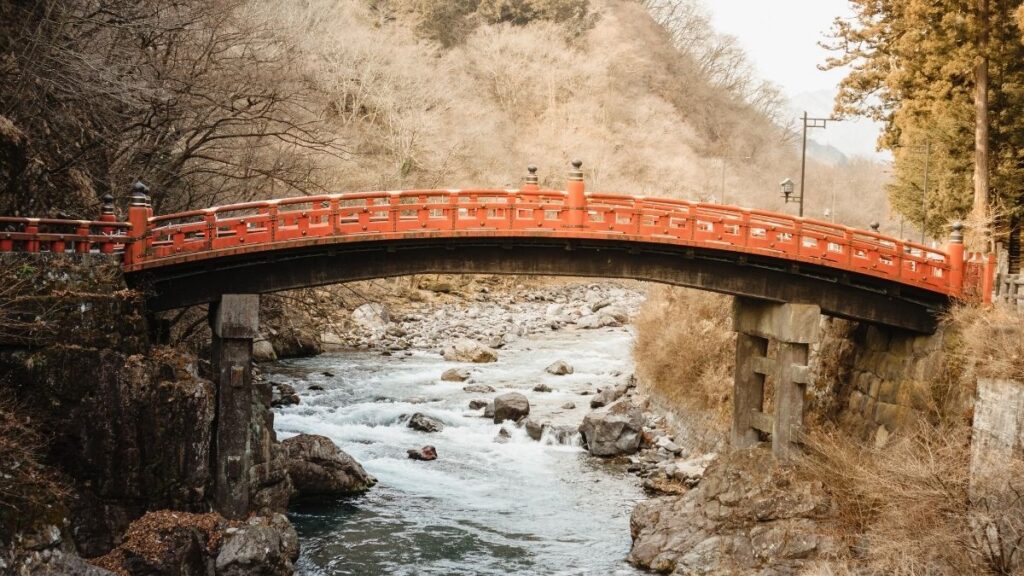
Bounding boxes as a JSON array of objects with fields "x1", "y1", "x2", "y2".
[
  {"x1": 731, "y1": 298, "x2": 821, "y2": 459},
  {"x1": 209, "y1": 293, "x2": 259, "y2": 519}
]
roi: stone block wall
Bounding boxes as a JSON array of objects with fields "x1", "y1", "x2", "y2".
[{"x1": 816, "y1": 322, "x2": 954, "y2": 442}]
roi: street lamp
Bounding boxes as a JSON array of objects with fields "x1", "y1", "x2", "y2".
[
  {"x1": 797, "y1": 111, "x2": 842, "y2": 217},
  {"x1": 780, "y1": 178, "x2": 797, "y2": 205}
]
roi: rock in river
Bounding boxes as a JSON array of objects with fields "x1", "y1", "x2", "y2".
[
  {"x1": 468, "y1": 399, "x2": 489, "y2": 410},
  {"x1": 282, "y1": 434, "x2": 377, "y2": 498},
  {"x1": 545, "y1": 360, "x2": 574, "y2": 375},
  {"x1": 408, "y1": 412, "x2": 444, "y2": 433},
  {"x1": 271, "y1": 382, "x2": 300, "y2": 407},
  {"x1": 441, "y1": 367, "x2": 471, "y2": 382},
  {"x1": 493, "y1": 392, "x2": 530, "y2": 423},
  {"x1": 408, "y1": 445, "x2": 438, "y2": 461},
  {"x1": 579, "y1": 399, "x2": 644, "y2": 456},
  {"x1": 463, "y1": 384, "x2": 495, "y2": 393},
  {"x1": 443, "y1": 339, "x2": 498, "y2": 363}
]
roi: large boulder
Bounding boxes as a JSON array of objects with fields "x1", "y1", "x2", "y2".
[
  {"x1": 628, "y1": 448, "x2": 835, "y2": 574},
  {"x1": 443, "y1": 339, "x2": 498, "y2": 363},
  {"x1": 352, "y1": 303, "x2": 390, "y2": 332},
  {"x1": 579, "y1": 399, "x2": 644, "y2": 456},
  {"x1": 493, "y1": 392, "x2": 530, "y2": 423},
  {"x1": 407, "y1": 413, "x2": 444, "y2": 433},
  {"x1": 216, "y1": 514, "x2": 299, "y2": 576},
  {"x1": 282, "y1": 434, "x2": 376, "y2": 498}
]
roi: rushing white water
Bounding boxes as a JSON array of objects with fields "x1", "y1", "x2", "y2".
[{"x1": 268, "y1": 326, "x2": 646, "y2": 576}]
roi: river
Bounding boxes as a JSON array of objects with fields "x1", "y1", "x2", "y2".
[{"x1": 267, "y1": 326, "x2": 647, "y2": 576}]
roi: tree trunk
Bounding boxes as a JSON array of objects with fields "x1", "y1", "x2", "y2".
[{"x1": 973, "y1": 0, "x2": 990, "y2": 244}]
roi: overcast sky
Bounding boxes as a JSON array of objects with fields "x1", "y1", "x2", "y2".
[
  {"x1": 702, "y1": 0, "x2": 888, "y2": 159},
  {"x1": 705, "y1": 0, "x2": 853, "y2": 97}
]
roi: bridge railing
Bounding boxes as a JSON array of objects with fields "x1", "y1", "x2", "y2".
[
  {"x1": 0, "y1": 165, "x2": 995, "y2": 302},
  {"x1": 0, "y1": 195, "x2": 132, "y2": 255}
]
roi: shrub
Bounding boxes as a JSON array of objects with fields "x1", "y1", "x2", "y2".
[{"x1": 632, "y1": 286, "x2": 734, "y2": 427}]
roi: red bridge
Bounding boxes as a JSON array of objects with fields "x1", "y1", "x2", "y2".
[{"x1": 0, "y1": 162, "x2": 995, "y2": 333}]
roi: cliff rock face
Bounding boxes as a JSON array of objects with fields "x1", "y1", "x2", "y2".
[
  {"x1": 0, "y1": 255, "x2": 291, "y2": 565},
  {"x1": 628, "y1": 447, "x2": 836, "y2": 575}
]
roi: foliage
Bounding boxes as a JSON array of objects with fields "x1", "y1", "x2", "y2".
[
  {"x1": 632, "y1": 286, "x2": 734, "y2": 426},
  {"x1": 0, "y1": 400, "x2": 68, "y2": 541},
  {"x1": 823, "y1": 0, "x2": 1024, "y2": 241}
]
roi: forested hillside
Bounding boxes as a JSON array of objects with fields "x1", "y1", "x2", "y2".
[{"x1": 0, "y1": 0, "x2": 891, "y2": 229}]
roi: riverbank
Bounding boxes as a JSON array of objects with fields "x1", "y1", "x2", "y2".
[{"x1": 266, "y1": 280, "x2": 651, "y2": 574}]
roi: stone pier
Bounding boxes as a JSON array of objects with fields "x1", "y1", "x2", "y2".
[
  {"x1": 209, "y1": 293, "x2": 259, "y2": 519},
  {"x1": 731, "y1": 298, "x2": 821, "y2": 459}
]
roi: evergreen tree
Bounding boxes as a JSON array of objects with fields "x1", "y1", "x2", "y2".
[{"x1": 824, "y1": 0, "x2": 1024, "y2": 245}]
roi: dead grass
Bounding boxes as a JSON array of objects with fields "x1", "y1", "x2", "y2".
[
  {"x1": 948, "y1": 303, "x2": 1024, "y2": 384},
  {"x1": 633, "y1": 286, "x2": 734, "y2": 428}
]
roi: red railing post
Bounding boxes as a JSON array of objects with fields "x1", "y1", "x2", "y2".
[
  {"x1": 982, "y1": 251, "x2": 996, "y2": 305},
  {"x1": 522, "y1": 165, "x2": 540, "y2": 193},
  {"x1": 98, "y1": 193, "x2": 119, "y2": 254},
  {"x1": 25, "y1": 220, "x2": 39, "y2": 253},
  {"x1": 566, "y1": 159, "x2": 585, "y2": 229},
  {"x1": 946, "y1": 221, "x2": 965, "y2": 298},
  {"x1": 125, "y1": 183, "x2": 152, "y2": 266}
]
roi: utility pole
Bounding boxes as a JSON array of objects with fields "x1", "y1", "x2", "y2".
[{"x1": 798, "y1": 112, "x2": 838, "y2": 218}]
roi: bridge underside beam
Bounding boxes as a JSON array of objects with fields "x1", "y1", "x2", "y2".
[
  {"x1": 132, "y1": 238, "x2": 944, "y2": 333},
  {"x1": 732, "y1": 298, "x2": 821, "y2": 459}
]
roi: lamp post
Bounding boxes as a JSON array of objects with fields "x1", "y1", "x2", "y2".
[
  {"x1": 780, "y1": 178, "x2": 797, "y2": 208},
  {"x1": 798, "y1": 111, "x2": 841, "y2": 217}
]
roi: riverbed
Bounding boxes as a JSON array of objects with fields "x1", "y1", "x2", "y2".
[{"x1": 268, "y1": 326, "x2": 646, "y2": 576}]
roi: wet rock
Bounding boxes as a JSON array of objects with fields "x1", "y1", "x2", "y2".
[
  {"x1": 468, "y1": 399, "x2": 489, "y2": 410},
  {"x1": 322, "y1": 371, "x2": 335, "y2": 377},
  {"x1": 408, "y1": 413, "x2": 444, "y2": 433},
  {"x1": 590, "y1": 384, "x2": 627, "y2": 409},
  {"x1": 441, "y1": 368, "x2": 471, "y2": 382},
  {"x1": 579, "y1": 399, "x2": 644, "y2": 457},
  {"x1": 463, "y1": 384, "x2": 496, "y2": 393},
  {"x1": 493, "y1": 392, "x2": 530, "y2": 423},
  {"x1": 270, "y1": 382, "x2": 300, "y2": 407},
  {"x1": 523, "y1": 418, "x2": 544, "y2": 441},
  {"x1": 308, "y1": 385, "x2": 325, "y2": 391},
  {"x1": 282, "y1": 434, "x2": 377, "y2": 498},
  {"x1": 483, "y1": 402, "x2": 495, "y2": 419},
  {"x1": 443, "y1": 339, "x2": 498, "y2": 363},
  {"x1": 408, "y1": 445, "x2": 438, "y2": 461},
  {"x1": 494, "y1": 428, "x2": 511, "y2": 443},
  {"x1": 561, "y1": 401, "x2": 576, "y2": 410},
  {"x1": 533, "y1": 383, "x2": 553, "y2": 392},
  {"x1": 545, "y1": 360, "x2": 574, "y2": 375}
]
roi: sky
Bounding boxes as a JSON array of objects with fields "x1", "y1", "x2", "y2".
[{"x1": 704, "y1": 0, "x2": 887, "y2": 159}]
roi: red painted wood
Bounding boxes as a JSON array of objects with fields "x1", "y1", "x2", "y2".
[{"x1": 0, "y1": 189, "x2": 983, "y2": 299}]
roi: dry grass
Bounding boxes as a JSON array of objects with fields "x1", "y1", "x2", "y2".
[
  {"x1": 801, "y1": 422, "x2": 983, "y2": 575},
  {"x1": 949, "y1": 303, "x2": 1024, "y2": 384},
  {"x1": 633, "y1": 286, "x2": 734, "y2": 428}
]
